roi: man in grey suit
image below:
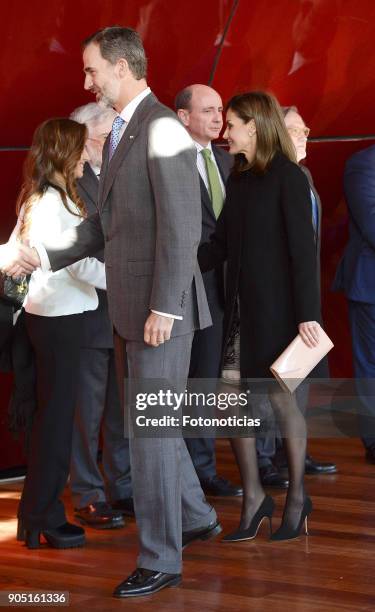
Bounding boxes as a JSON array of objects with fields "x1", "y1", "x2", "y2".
[
  {"x1": 25, "y1": 27, "x2": 220, "y2": 598},
  {"x1": 69, "y1": 103, "x2": 133, "y2": 528}
]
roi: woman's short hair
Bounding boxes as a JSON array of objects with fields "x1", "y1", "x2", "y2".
[
  {"x1": 17, "y1": 118, "x2": 87, "y2": 239},
  {"x1": 226, "y1": 91, "x2": 297, "y2": 175}
]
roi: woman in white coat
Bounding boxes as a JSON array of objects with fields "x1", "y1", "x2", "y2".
[{"x1": 16, "y1": 118, "x2": 106, "y2": 549}]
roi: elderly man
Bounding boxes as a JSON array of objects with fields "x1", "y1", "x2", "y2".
[
  {"x1": 175, "y1": 84, "x2": 241, "y2": 498},
  {"x1": 256, "y1": 105, "x2": 337, "y2": 483},
  {"x1": 6, "y1": 26, "x2": 221, "y2": 598},
  {"x1": 69, "y1": 103, "x2": 133, "y2": 529}
]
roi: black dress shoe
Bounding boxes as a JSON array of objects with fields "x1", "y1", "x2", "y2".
[
  {"x1": 200, "y1": 475, "x2": 243, "y2": 497},
  {"x1": 74, "y1": 502, "x2": 125, "y2": 529},
  {"x1": 365, "y1": 445, "x2": 375, "y2": 464},
  {"x1": 113, "y1": 568, "x2": 181, "y2": 598},
  {"x1": 305, "y1": 454, "x2": 337, "y2": 474},
  {"x1": 111, "y1": 497, "x2": 135, "y2": 517},
  {"x1": 24, "y1": 522, "x2": 85, "y2": 549},
  {"x1": 182, "y1": 519, "x2": 222, "y2": 549},
  {"x1": 259, "y1": 464, "x2": 289, "y2": 489}
]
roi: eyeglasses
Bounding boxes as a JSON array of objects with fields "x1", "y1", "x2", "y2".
[{"x1": 287, "y1": 126, "x2": 310, "y2": 138}]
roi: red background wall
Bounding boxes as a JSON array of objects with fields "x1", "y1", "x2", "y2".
[{"x1": 1, "y1": 0, "x2": 375, "y2": 470}]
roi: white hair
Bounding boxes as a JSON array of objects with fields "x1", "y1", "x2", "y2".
[{"x1": 70, "y1": 102, "x2": 116, "y2": 128}]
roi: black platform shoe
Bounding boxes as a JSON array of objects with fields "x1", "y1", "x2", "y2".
[
  {"x1": 270, "y1": 496, "x2": 313, "y2": 541},
  {"x1": 222, "y1": 495, "x2": 275, "y2": 542},
  {"x1": 22, "y1": 522, "x2": 85, "y2": 549}
]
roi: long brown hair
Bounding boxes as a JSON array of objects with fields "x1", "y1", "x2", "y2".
[
  {"x1": 226, "y1": 91, "x2": 297, "y2": 175},
  {"x1": 16, "y1": 118, "x2": 87, "y2": 240}
]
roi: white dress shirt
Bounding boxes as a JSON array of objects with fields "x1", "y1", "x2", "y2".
[
  {"x1": 117, "y1": 86, "x2": 152, "y2": 139},
  {"x1": 25, "y1": 187, "x2": 106, "y2": 317},
  {"x1": 194, "y1": 140, "x2": 225, "y2": 197}
]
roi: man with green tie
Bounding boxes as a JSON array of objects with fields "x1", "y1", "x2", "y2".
[{"x1": 175, "y1": 84, "x2": 242, "y2": 498}]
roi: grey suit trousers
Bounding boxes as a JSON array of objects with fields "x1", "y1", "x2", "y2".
[
  {"x1": 116, "y1": 333, "x2": 217, "y2": 574},
  {"x1": 70, "y1": 347, "x2": 132, "y2": 508}
]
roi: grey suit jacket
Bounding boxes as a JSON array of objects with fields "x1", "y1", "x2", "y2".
[
  {"x1": 77, "y1": 164, "x2": 113, "y2": 348},
  {"x1": 46, "y1": 93, "x2": 211, "y2": 341}
]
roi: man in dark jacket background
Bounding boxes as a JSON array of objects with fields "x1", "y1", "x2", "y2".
[
  {"x1": 333, "y1": 143, "x2": 375, "y2": 463},
  {"x1": 176, "y1": 84, "x2": 242, "y2": 498}
]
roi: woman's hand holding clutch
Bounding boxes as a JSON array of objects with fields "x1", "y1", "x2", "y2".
[{"x1": 298, "y1": 321, "x2": 320, "y2": 348}]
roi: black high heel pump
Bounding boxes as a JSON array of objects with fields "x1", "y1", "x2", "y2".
[
  {"x1": 222, "y1": 495, "x2": 275, "y2": 542},
  {"x1": 270, "y1": 496, "x2": 313, "y2": 541}
]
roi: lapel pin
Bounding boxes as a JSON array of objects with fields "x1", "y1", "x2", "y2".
[{"x1": 129, "y1": 135, "x2": 134, "y2": 139}]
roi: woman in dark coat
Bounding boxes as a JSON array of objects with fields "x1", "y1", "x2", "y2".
[{"x1": 199, "y1": 91, "x2": 322, "y2": 542}]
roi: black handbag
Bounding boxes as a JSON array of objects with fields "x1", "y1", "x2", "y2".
[{"x1": 0, "y1": 273, "x2": 29, "y2": 308}]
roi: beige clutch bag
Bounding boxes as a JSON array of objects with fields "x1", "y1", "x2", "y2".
[{"x1": 270, "y1": 327, "x2": 334, "y2": 393}]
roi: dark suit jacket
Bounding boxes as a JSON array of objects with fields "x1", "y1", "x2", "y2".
[
  {"x1": 199, "y1": 152, "x2": 320, "y2": 377},
  {"x1": 301, "y1": 164, "x2": 329, "y2": 378},
  {"x1": 46, "y1": 92, "x2": 212, "y2": 341},
  {"x1": 333, "y1": 144, "x2": 375, "y2": 303},
  {"x1": 0, "y1": 299, "x2": 14, "y2": 360},
  {"x1": 77, "y1": 164, "x2": 113, "y2": 349},
  {"x1": 199, "y1": 144, "x2": 232, "y2": 308},
  {"x1": 301, "y1": 165, "x2": 322, "y2": 276}
]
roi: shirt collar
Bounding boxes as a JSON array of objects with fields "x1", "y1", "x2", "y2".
[
  {"x1": 194, "y1": 140, "x2": 213, "y2": 154},
  {"x1": 119, "y1": 87, "x2": 152, "y2": 124},
  {"x1": 89, "y1": 164, "x2": 101, "y2": 177}
]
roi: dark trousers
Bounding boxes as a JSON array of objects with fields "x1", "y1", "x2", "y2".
[
  {"x1": 70, "y1": 347, "x2": 131, "y2": 508},
  {"x1": 184, "y1": 295, "x2": 223, "y2": 480},
  {"x1": 349, "y1": 300, "x2": 375, "y2": 449},
  {"x1": 19, "y1": 312, "x2": 84, "y2": 530}
]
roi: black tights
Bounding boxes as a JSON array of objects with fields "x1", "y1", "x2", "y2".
[{"x1": 230, "y1": 387, "x2": 306, "y2": 530}]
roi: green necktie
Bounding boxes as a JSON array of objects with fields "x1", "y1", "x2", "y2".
[{"x1": 201, "y1": 148, "x2": 224, "y2": 218}]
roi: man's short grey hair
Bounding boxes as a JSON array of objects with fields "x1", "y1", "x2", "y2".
[
  {"x1": 70, "y1": 103, "x2": 116, "y2": 128},
  {"x1": 174, "y1": 86, "x2": 193, "y2": 112},
  {"x1": 83, "y1": 26, "x2": 147, "y2": 80},
  {"x1": 281, "y1": 105, "x2": 299, "y2": 118}
]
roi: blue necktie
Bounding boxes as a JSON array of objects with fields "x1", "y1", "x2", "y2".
[
  {"x1": 310, "y1": 188, "x2": 319, "y2": 233},
  {"x1": 109, "y1": 116, "x2": 125, "y2": 160}
]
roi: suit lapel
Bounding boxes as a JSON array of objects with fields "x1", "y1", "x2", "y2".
[
  {"x1": 310, "y1": 180, "x2": 322, "y2": 251},
  {"x1": 200, "y1": 175, "x2": 216, "y2": 221},
  {"x1": 300, "y1": 164, "x2": 320, "y2": 250},
  {"x1": 213, "y1": 144, "x2": 231, "y2": 183},
  {"x1": 99, "y1": 93, "x2": 157, "y2": 209}
]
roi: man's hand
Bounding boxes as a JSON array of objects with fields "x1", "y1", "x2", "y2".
[
  {"x1": 144, "y1": 313, "x2": 174, "y2": 347},
  {"x1": 0, "y1": 243, "x2": 40, "y2": 277},
  {"x1": 298, "y1": 321, "x2": 320, "y2": 348}
]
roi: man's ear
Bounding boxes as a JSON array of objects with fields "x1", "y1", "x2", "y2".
[
  {"x1": 177, "y1": 108, "x2": 190, "y2": 127},
  {"x1": 117, "y1": 57, "x2": 129, "y2": 78}
]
